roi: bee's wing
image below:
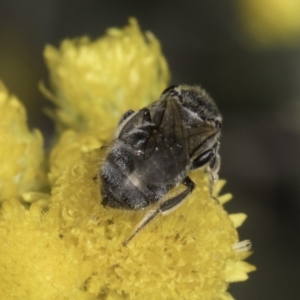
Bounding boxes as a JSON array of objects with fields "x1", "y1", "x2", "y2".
[
  {"x1": 187, "y1": 125, "x2": 219, "y2": 157},
  {"x1": 145, "y1": 97, "x2": 219, "y2": 158},
  {"x1": 143, "y1": 98, "x2": 190, "y2": 180}
]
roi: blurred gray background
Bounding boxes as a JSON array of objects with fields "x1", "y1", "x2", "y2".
[{"x1": 1, "y1": 1, "x2": 299, "y2": 299}]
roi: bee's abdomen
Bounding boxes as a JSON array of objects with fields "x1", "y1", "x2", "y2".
[{"x1": 100, "y1": 149, "x2": 156, "y2": 210}]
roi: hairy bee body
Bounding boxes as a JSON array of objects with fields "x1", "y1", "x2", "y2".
[{"x1": 100, "y1": 85, "x2": 222, "y2": 244}]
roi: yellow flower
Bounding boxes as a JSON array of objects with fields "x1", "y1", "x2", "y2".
[
  {"x1": 0, "y1": 19, "x2": 255, "y2": 300},
  {"x1": 42, "y1": 18, "x2": 169, "y2": 138},
  {"x1": 0, "y1": 82, "x2": 48, "y2": 201}
]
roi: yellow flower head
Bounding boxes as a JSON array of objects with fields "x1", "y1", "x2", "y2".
[
  {"x1": 0, "y1": 19, "x2": 255, "y2": 300},
  {"x1": 43, "y1": 18, "x2": 169, "y2": 138},
  {"x1": 0, "y1": 82, "x2": 48, "y2": 200}
]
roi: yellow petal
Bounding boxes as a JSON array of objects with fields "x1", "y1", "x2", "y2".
[
  {"x1": 218, "y1": 193, "x2": 233, "y2": 205},
  {"x1": 225, "y1": 260, "x2": 256, "y2": 282},
  {"x1": 229, "y1": 213, "x2": 248, "y2": 228}
]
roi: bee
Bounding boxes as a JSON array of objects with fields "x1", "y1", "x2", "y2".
[{"x1": 100, "y1": 85, "x2": 222, "y2": 245}]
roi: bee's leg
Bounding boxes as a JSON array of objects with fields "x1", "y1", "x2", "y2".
[
  {"x1": 209, "y1": 151, "x2": 221, "y2": 185},
  {"x1": 160, "y1": 176, "x2": 195, "y2": 213},
  {"x1": 191, "y1": 143, "x2": 220, "y2": 201},
  {"x1": 118, "y1": 109, "x2": 135, "y2": 124},
  {"x1": 123, "y1": 177, "x2": 195, "y2": 246},
  {"x1": 191, "y1": 149, "x2": 215, "y2": 170},
  {"x1": 207, "y1": 153, "x2": 221, "y2": 202},
  {"x1": 140, "y1": 108, "x2": 152, "y2": 122},
  {"x1": 206, "y1": 143, "x2": 221, "y2": 196},
  {"x1": 123, "y1": 209, "x2": 159, "y2": 246},
  {"x1": 191, "y1": 148, "x2": 216, "y2": 193}
]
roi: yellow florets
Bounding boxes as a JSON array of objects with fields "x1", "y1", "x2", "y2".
[
  {"x1": 0, "y1": 19, "x2": 255, "y2": 300},
  {"x1": 0, "y1": 82, "x2": 48, "y2": 200},
  {"x1": 43, "y1": 18, "x2": 169, "y2": 137}
]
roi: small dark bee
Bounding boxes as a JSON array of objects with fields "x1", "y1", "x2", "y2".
[{"x1": 100, "y1": 85, "x2": 222, "y2": 245}]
